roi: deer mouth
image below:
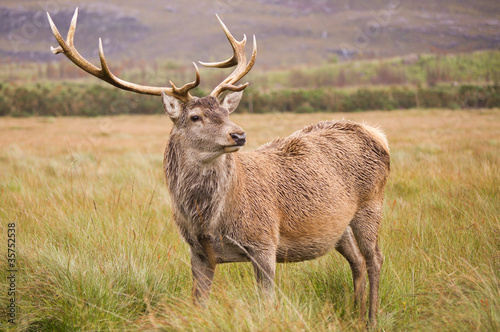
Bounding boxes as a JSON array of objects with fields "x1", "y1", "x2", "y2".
[{"x1": 223, "y1": 145, "x2": 242, "y2": 153}]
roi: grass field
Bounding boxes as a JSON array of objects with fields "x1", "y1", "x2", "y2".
[{"x1": 0, "y1": 109, "x2": 499, "y2": 331}]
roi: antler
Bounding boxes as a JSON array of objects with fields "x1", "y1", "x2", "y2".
[
  {"x1": 47, "y1": 8, "x2": 200, "y2": 103},
  {"x1": 199, "y1": 14, "x2": 257, "y2": 99}
]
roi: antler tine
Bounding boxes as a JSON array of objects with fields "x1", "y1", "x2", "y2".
[
  {"x1": 199, "y1": 15, "x2": 257, "y2": 98},
  {"x1": 47, "y1": 8, "x2": 199, "y2": 103},
  {"x1": 199, "y1": 14, "x2": 241, "y2": 69},
  {"x1": 48, "y1": 8, "x2": 101, "y2": 76},
  {"x1": 67, "y1": 7, "x2": 78, "y2": 47},
  {"x1": 169, "y1": 63, "x2": 201, "y2": 99}
]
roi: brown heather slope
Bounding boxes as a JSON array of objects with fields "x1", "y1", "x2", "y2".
[{"x1": 1, "y1": 0, "x2": 499, "y2": 66}]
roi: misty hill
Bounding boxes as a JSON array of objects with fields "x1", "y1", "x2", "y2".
[{"x1": 1, "y1": 0, "x2": 500, "y2": 67}]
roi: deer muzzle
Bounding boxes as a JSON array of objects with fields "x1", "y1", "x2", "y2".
[
  {"x1": 224, "y1": 132, "x2": 246, "y2": 153},
  {"x1": 230, "y1": 132, "x2": 247, "y2": 146}
]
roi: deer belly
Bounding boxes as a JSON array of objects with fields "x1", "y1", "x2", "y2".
[
  {"x1": 276, "y1": 236, "x2": 340, "y2": 263},
  {"x1": 212, "y1": 240, "x2": 252, "y2": 264},
  {"x1": 275, "y1": 217, "x2": 351, "y2": 263}
]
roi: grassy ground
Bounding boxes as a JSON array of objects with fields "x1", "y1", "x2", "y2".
[{"x1": 0, "y1": 109, "x2": 498, "y2": 330}]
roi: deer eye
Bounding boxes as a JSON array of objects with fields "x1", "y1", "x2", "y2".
[{"x1": 190, "y1": 115, "x2": 200, "y2": 122}]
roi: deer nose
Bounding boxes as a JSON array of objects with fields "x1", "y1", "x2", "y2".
[{"x1": 230, "y1": 132, "x2": 247, "y2": 146}]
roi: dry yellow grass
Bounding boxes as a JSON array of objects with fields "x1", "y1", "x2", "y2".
[
  {"x1": 0, "y1": 109, "x2": 498, "y2": 330},
  {"x1": 2, "y1": 109, "x2": 497, "y2": 153}
]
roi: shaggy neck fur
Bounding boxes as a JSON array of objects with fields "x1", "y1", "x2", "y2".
[{"x1": 164, "y1": 134, "x2": 236, "y2": 239}]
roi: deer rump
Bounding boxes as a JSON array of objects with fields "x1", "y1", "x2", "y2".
[{"x1": 168, "y1": 120, "x2": 390, "y2": 265}]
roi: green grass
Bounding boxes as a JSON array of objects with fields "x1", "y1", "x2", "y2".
[
  {"x1": 0, "y1": 110, "x2": 499, "y2": 330},
  {"x1": 3, "y1": 50, "x2": 500, "y2": 89}
]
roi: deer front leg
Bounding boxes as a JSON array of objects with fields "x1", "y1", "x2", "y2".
[
  {"x1": 190, "y1": 251, "x2": 216, "y2": 306},
  {"x1": 250, "y1": 249, "x2": 276, "y2": 297}
]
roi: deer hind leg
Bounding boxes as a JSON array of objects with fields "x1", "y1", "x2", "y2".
[
  {"x1": 336, "y1": 226, "x2": 367, "y2": 318},
  {"x1": 349, "y1": 203, "x2": 384, "y2": 327}
]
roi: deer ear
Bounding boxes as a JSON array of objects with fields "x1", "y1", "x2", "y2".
[
  {"x1": 221, "y1": 91, "x2": 243, "y2": 114},
  {"x1": 162, "y1": 91, "x2": 182, "y2": 121}
]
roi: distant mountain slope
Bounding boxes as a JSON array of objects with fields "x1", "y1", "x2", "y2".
[{"x1": 1, "y1": 0, "x2": 499, "y2": 66}]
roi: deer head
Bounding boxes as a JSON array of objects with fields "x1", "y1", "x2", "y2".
[
  {"x1": 163, "y1": 91, "x2": 247, "y2": 162},
  {"x1": 47, "y1": 9, "x2": 256, "y2": 160}
]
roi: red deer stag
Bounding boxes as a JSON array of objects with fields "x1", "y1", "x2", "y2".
[{"x1": 48, "y1": 8, "x2": 390, "y2": 326}]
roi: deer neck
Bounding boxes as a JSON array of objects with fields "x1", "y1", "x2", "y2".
[{"x1": 164, "y1": 137, "x2": 237, "y2": 234}]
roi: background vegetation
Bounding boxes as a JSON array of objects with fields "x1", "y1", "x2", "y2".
[
  {"x1": 2, "y1": 0, "x2": 500, "y2": 65},
  {"x1": 1, "y1": 50, "x2": 500, "y2": 116},
  {"x1": 0, "y1": 110, "x2": 498, "y2": 330}
]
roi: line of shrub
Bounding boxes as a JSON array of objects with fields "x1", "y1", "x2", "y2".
[
  {"x1": 1, "y1": 83, "x2": 499, "y2": 117},
  {"x1": 240, "y1": 84, "x2": 500, "y2": 113}
]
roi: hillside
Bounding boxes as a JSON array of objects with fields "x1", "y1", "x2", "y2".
[{"x1": 1, "y1": 0, "x2": 500, "y2": 67}]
